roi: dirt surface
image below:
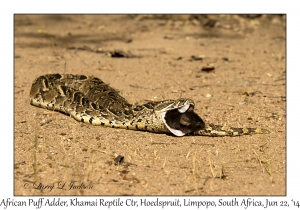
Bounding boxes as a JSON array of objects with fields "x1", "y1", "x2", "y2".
[{"x1": 14, "y1": 15, "x2": 286, "y2": 196}]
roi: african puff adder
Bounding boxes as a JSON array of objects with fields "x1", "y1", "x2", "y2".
[{"x1": 30, "y1": 74, "x2": 269, "y2": 137}]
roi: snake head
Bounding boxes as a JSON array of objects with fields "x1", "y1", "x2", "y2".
[{"x1": 158, "y1": 99, "x2": 205, "y2": 136}]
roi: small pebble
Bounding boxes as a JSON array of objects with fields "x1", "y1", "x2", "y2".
[
  {"x1": 201, "y1": 65, "x2": 215, "y2": 72},
  {"x1": 114, "y1": 155, "x2": 124, "y2": 165}
]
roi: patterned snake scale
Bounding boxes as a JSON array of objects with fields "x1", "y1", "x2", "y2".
[{"x1": 30, "y1": 74, "x2": 269, "y2": 137}]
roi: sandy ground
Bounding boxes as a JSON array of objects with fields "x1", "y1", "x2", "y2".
[{"x1": 14, "y1": 15, "x2": 286, "y2": 195}]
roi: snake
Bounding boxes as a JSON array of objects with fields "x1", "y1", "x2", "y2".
[{"x1": 29, "y1": 74, "x2": 269, "y2": 137}]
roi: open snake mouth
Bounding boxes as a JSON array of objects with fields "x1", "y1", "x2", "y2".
[{"x1": 161, "y1": 104, "x2": 205, "y2": 136}]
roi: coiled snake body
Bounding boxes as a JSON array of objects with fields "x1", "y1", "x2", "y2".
[{"x1": 30, "y1": 74, "x2": 269, "y2": 137}]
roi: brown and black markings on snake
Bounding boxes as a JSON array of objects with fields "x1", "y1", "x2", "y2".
[{"x1": 29, "y1": 74, "x2": 269, "y2": 137}]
